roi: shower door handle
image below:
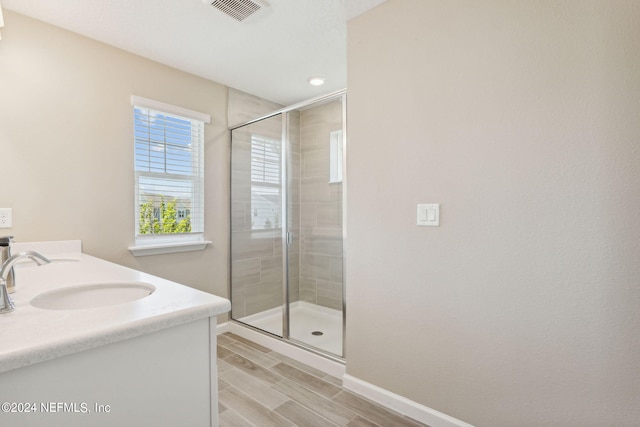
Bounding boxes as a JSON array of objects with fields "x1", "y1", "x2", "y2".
[{"x1": 286, "y1": 232, "x2": 293, "y2": 246}]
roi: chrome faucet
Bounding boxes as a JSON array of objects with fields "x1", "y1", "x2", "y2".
[
  {"x1": 0, "y1": 236, "x2": 14, "y2": 293},
  {"x1": 0, "y1": 251, "x2": 52, "y2": 314}
]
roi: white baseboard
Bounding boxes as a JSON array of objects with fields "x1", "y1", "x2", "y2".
[
  {"x1": 216, "y1": 321, "x2": 229, "y2": 335},
  {"x1": 342, "y1": 375, "x2": 475, "y2": 427},
  {"x1": 217, "y1": 322, "x2": 473, "y2": 427},
  {"x1": 217, "y1": 321, "x2": 346, "y2": 378}
]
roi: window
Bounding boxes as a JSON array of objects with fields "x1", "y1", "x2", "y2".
[
  {"x1": 130, "y1": 96, "x2": 211, "y2": 255},
  {"x1": 251, "y1": 135, "x2": 281, "y2": 230},
  {"x1": 329, "y1": 130, "x2": 343, "y2": 183}
]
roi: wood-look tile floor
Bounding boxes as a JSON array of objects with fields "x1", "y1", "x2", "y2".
[{"x1": 217, "y1": 333, "x2": 430, "y2": 427}]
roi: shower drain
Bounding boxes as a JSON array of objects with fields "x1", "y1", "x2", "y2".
[{"x1": 311, "y1": 331, "x2": 324, "y2": 336}]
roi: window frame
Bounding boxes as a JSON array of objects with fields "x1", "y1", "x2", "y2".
[
  {"x1": 128, "y1": 96, "x2": 212, "y2": 256},
  {"x1": 250, "y1": 134, "x2": 282, "y2": 231},
  {"x1": 329, "y1": 130, "x2": 344, "y2": 184}
]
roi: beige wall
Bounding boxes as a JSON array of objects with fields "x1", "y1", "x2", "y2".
[
  {"x1": 347, "y1": 1, "x2": 640, "y2": 426},
  {"x1": 0, "y1": 12, "x2": 230, "y2": 307}
]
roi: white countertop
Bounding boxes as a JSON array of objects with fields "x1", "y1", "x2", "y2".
[{"x1": 0, "y1": 243, "x2": 230, "y2": 374}]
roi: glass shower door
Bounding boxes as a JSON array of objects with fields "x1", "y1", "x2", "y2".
[
  {"x1": 230, "y1": 113, "x2": 285, "y2": 337},
  {"x1": 286, "y1": 97, "x2": 345, "y2": 357}
]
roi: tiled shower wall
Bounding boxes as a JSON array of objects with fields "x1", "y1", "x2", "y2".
[
  {"x1": 229, "y1": 89, "x2": 343, "y2": 318},
  {"x1": 297, "y1": 101, "x2": 343, "y2": 311}
]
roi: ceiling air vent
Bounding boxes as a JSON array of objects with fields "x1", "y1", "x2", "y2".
[{"x1": 207, "y1": 0, "x2": 269, "y2": 22}]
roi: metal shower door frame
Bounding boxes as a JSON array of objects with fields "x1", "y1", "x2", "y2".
[{"x1": 229, "y1": 89, "x2": 347, "y2": 361}]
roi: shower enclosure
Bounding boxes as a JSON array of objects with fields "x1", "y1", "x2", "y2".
[{"x1": 230, "y1": 91, "x2": 346, "y2": 358}]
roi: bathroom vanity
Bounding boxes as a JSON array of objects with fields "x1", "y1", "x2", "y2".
[{"x1": 0, "y1": 241, "x2": 230, "y2": 427}]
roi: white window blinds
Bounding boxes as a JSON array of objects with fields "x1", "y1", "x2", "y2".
[
  {"x1": 251, "y1": 135, "x2": 281, "y2": 230},
  {"x1": 132, "y1": 96, "x2": 209, "y2": 239}
]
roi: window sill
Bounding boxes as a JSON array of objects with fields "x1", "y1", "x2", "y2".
[{"x1": 128, "y1": 240, "x2": 212, "y2": 257}]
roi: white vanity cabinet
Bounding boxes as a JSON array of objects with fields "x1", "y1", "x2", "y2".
[
  {"x1": 0, "y1": 317, "x2": 219, "y2": 426},
  {"x1": 0, "y1": 241, "x2": 230, "y2": 427}
]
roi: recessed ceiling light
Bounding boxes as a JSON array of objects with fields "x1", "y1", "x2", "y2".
[{"x1": 307, "y1": 76, "x2": 325, "y2": 86}]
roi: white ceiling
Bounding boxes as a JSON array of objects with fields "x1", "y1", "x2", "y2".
[{"x1": 2, "y1": 0, "x2": 387, "y2": 106}]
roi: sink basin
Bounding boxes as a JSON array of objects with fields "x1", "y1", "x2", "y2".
[{"x1": 31, "y1": 282, "x2": 156, "y2": 310}]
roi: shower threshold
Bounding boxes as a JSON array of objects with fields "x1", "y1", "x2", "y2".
[{"x1": 237, "y1": 301, "x2": 343, "y2": 357}]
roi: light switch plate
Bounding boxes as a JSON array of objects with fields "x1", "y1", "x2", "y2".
[
  {"x1": 417, "y1": 204, "x2": 439, "y2": 227},
  {"x1": 0, "y1": 208, "x2": 12, "y2": 228}
]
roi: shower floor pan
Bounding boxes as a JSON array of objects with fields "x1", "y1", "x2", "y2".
[{"x1": 237, "y1": 301, "x2": 343, "y2": 356}]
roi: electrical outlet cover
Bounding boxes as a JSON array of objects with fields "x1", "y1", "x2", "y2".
[{"x1": 0, "y1": 208, "x2": 13, "y2": 228}]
